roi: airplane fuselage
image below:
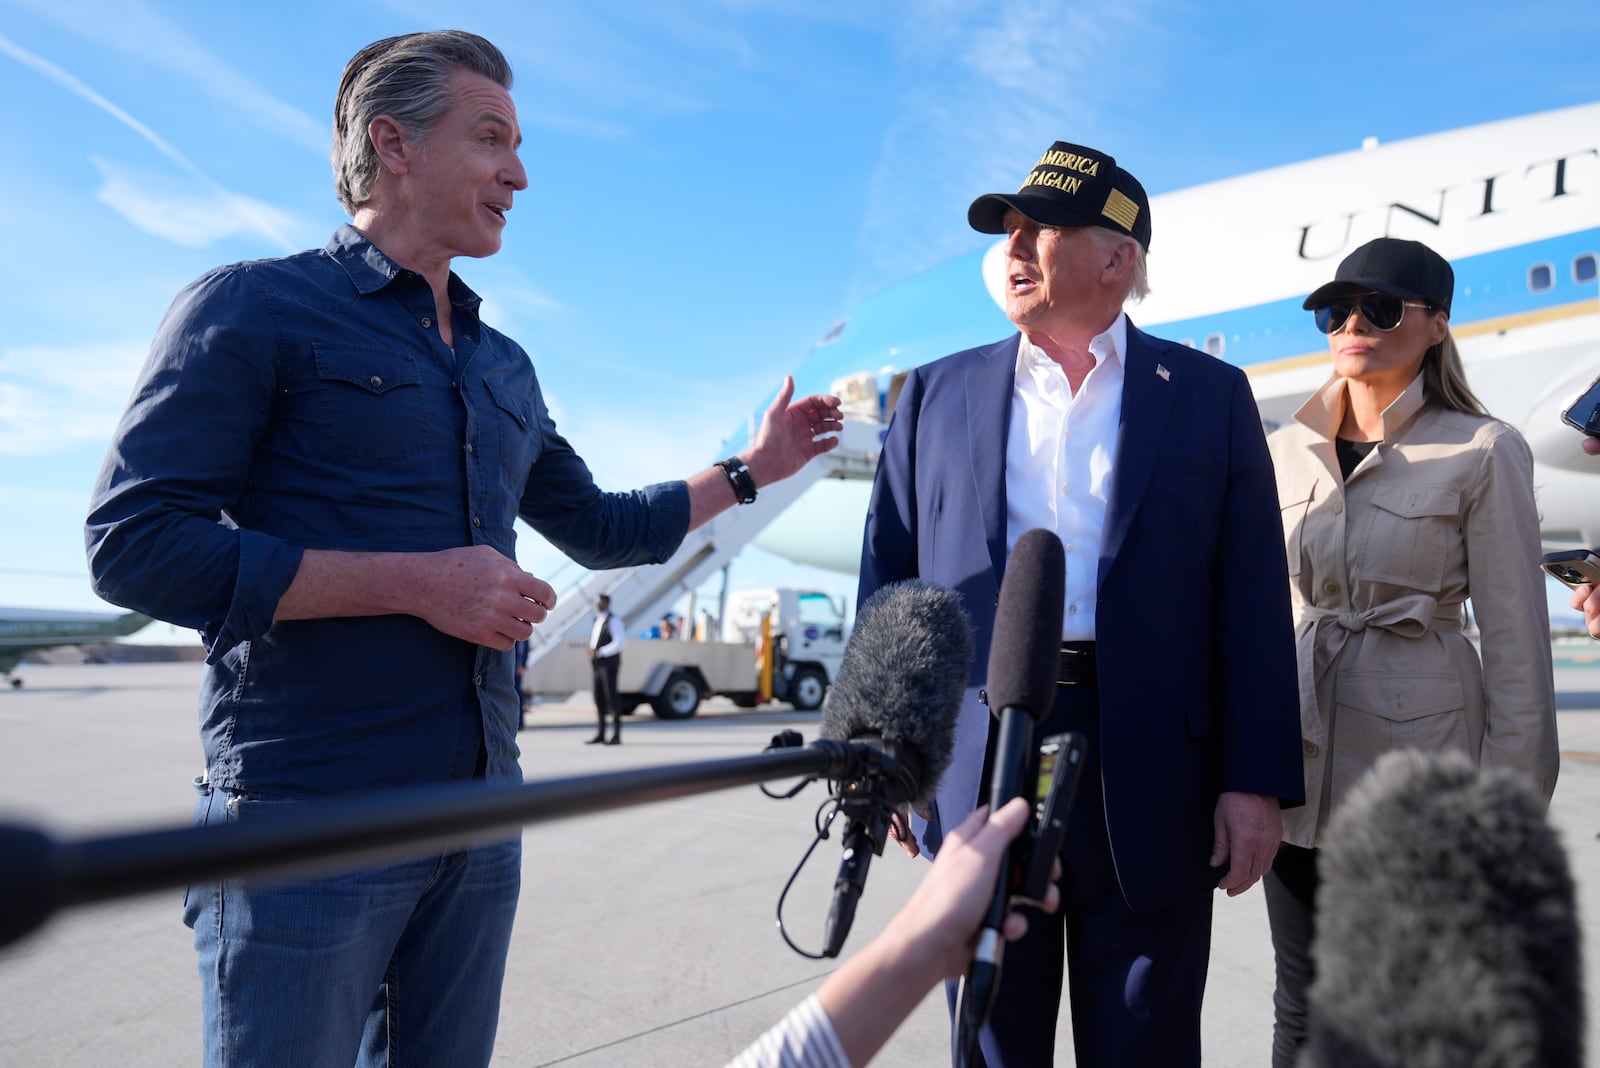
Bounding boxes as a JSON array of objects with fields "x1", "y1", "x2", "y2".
[{"x1": 739, "y1": 101, "x2": 1600, "y2": 571}]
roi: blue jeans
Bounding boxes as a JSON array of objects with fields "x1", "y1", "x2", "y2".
[{"x1": 184, "y1": 785, "x2": 521, "y2": 1068}]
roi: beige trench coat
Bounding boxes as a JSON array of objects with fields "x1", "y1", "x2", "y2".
[{"x1": 1268, "y1": 374, "x2": 1558, "y2": 848}]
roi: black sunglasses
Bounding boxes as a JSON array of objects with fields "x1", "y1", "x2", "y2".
[{"x1": 1312, "y1": 294, "x2": 1433, "y2": 334}]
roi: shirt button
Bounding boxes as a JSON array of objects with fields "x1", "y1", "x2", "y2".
[
  {"x1": 1060, "y1": 484, "x2": 1070, "y2": 495},
  {"x1": 1303, "y1": 740, "x2": 1319, "y2": 757},
  {"x1": 421, "y1": 317, "x2": 432, "y2": 328},
  {"x1": 1332, "y1": 500, "x2": 1344, "y2": 514},
  {"x1": 474, "y1": 674, "x2": 484, "y2": 687},
  {"x1": 1323, "y1": 581, "x2": 1339, "y2": 595},
  {"x1": 473, "y1": 516, "x2": 482, "y2": 528},
  {"x1": 465, "y1": 442, "x2": 474, "y2": 454},
  {"x1": 1067, "y1": 604, "x2": 1078, "y2": 614},
  {"x1": 1065, "y1": 543, "x2": 1075, "y2": 552},
  {"x1": 369, "y1": 376, "x2": 382, "y2": 388}
]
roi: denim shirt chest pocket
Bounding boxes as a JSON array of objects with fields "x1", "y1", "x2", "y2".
[
  {"x1": 311, "y1": 343, "x2": 430, "y2": 463},
  {"x1": 1353, "y1": 482, "x2": 1461, "y2": 592},
  {"x1": 482, "y1": 371, "x2": 542, "y2": 489}
]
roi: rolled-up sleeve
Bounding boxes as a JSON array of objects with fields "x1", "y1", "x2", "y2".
[{"x1": 85, "y1": 269, "x2": 303, "y2": 660}]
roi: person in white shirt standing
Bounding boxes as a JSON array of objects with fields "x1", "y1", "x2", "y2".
[{"x1": 588, "y1": 595, "x2": 626, "y2": 745}]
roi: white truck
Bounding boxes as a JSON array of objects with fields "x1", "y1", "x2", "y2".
[{"x1": 520, "y1": 588, "x2": 849, "y2": 720}]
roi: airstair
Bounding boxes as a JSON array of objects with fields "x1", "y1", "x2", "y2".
[{"x1": 520, "y1": 414, "x2": 882, "y2": 671}]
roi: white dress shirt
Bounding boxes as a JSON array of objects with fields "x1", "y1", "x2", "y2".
[
  {"x1": 590, "y1": 613, "x2": 625, "y2": 658},
  {"x1": 1005, "y1": 315, "x2": 1127, "y2": 640}
]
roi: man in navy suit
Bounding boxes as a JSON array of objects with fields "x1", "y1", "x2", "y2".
[{"x1": 859, "y1": 141, "x2": 1303, "y2": 1066}]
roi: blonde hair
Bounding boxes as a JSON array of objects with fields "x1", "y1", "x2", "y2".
[{"x1": 1422, "y1": 328, "x2": 1489, "y2": 417}]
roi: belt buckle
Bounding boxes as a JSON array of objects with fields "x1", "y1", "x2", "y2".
[{"x1": 1058, "y1": 644, "x2": 1094, "y2": 687}]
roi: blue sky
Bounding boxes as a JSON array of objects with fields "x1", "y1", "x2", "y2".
[{"x1": 2, "y1": 0, "x2": 1598, "y2": 642}]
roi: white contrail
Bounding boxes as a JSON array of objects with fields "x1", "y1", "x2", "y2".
[{"x1": 0, "y1": 30, "x2": 299, "y2": 251}]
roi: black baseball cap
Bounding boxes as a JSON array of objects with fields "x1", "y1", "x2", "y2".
[
  {"x1": 968, "y1": 141, "x2": 1152, "y2": 250},
  {"x1": 1303, "y1": 238, "x2": 1455, "y2": 315}
]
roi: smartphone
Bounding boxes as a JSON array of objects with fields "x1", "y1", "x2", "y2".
[
  {"x1": 1561, "y1": 374, "x2": 1600, "y2": 436},
  {"x1": 1014, "y1": 731, "x2": 1087, "y2": 903},
  {"x1": 1542, "y1": 549, "x2": 1600, "y2": 590}
]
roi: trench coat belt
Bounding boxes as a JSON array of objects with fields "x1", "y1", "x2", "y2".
[{"x1": 1293, "y1": 594, "x2": 1466, "y2": 752}]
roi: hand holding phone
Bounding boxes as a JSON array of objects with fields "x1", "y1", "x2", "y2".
[
  {"x1": 1542, "y1": 549, "x2": 1600, "y2": 590},
  {"x1": 1561, "y1": 373, "x2": 1600, "y2": 437}
]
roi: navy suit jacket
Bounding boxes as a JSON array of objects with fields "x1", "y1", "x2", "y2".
[{"x1": 859, "y1": 323, "x2": 1304, "y2": 913}]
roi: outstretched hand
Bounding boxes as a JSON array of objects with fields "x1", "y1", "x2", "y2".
[{"x1": 744, "y1": 375, "x2": 843, "y2": 487}]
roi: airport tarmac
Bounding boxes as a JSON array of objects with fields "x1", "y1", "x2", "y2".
[{"x1": 3, "y1": 651, "x2": 1600, "y2": 1067}]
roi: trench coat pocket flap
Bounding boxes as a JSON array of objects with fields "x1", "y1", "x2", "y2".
[
  {"x1": 1369, "y1": 483, "x2": 1459, "y2": 520},
  {"x1": 1336, "y1": 672, "x2": 1465, "y2": 722}
]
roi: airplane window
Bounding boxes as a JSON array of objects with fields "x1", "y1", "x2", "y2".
[
  {"x1": 1528, "y1": 263, "x2": 1554, "y2": 292},
  {"x1": 1576, "y1": 254, "x2": 1598, "y2": 285},
  {"x1": 1204, "y1": 333, "x2": 1225, "y2": 357}
]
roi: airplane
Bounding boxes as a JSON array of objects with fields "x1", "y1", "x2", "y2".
[
  {"x1": 741, "y1": 99, "x2": 1600, "y2": 573},
  {"x1": 523, "y1": 101, "x2": 1600, "y2": 671},
  {"x1": 0, "y1": 607, "x2": 155, "y2": 687}
]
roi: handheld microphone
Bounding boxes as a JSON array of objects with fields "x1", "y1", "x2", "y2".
[
  {"x1": 816, "y1": 579, "x2": 972, "y2": 957},
  {"x1": 1304, "y1": 750, "x2": 1583, "y2": 1068},
  {"x1": 957, "y1": 528, "x2": 1065, "y2": 1065}
]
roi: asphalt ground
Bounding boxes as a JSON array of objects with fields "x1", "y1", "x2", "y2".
[{"x1": 2, "y1": 653, "x2": 1598, "y2": 1066}]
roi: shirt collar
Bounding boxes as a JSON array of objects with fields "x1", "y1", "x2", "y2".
[
  {"x1": 324, "y1": 225, "x2": 484, "y2": 313},
  {"x1": 1295, "y1": 370, "x2": 1430, "y2": 440},
  {"x1": 1016, "y1": 312, "x2": 1128, "y2": 376}
]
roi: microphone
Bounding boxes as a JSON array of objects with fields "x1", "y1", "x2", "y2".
[
  {"x1": 1303, "y1": 750, "x2": 1583, "y2": 1068},
  {"x1": 958, "y1": 527, "x2": 1065, "y2": 1065},
  {"x1": 815, "y1": 579, "x2": 972, "y2": 957}
]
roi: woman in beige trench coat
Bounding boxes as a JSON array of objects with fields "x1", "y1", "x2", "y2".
[{"x1": 1261, "y1": 237, "x2": 1559, "y2": 1067}]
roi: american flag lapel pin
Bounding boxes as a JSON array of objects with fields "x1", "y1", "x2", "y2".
[{"x1": 1156, "y1": 364, "x2": 1171, "y2": 382}]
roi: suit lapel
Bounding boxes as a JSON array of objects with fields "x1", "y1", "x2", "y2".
[
  {"x1": 1100, "y1": 324, "x2": 1176, "y2": 585},
  {"x1": 966, "y1": 335, "x2": 1019, "y2": 586}
]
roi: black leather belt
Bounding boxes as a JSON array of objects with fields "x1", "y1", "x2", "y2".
[{"x1": 1058, "y1": 641, "x2": 1097, "y2": 687}]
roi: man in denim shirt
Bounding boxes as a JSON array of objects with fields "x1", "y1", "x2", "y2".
[{"x1": 85, "y1": 30, "x2": 842, "y2": 1068}]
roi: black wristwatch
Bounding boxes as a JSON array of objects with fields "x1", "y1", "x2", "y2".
[{"x1": 716, "y1": 457, "x2": 757, "y2": 505}]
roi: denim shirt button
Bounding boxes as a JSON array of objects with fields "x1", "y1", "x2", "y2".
[
  {"x1": 421, "y1": 317, "x2": 432, "y2": 328},
  {"x1": 369, "y1": 376, "x2": 382, "y2": 388},
  {"x1": 472, "y1": 516, "x2": 482, "y2": 528}
]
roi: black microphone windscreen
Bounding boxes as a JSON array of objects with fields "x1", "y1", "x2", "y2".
[
  {"x1": 1305, "y1": 750, "x2": 1584, "y2": 1068},
  {"x1": 985, "y1": 528, "x2": 1064, "y2": 721},
  {"x1": 820, "y1": 580, "x2": 972, "y2": 806}
]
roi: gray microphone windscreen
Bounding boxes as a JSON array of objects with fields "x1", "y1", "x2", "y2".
[
  {"x1": 1306, "y1": 749, "x2": 1583, "y2": 1068},
  {"x1": 820, "y1": 580, "x2": 972, "y2": 805}
]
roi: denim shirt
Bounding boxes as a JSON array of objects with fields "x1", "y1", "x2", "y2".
[{"x1": 86, "y1": 226, "x2": 689, "y2": 796}]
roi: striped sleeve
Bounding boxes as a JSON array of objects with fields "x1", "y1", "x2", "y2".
[{"x1": 723, "y1": 994, "x2": 852, "y2": 1068}]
